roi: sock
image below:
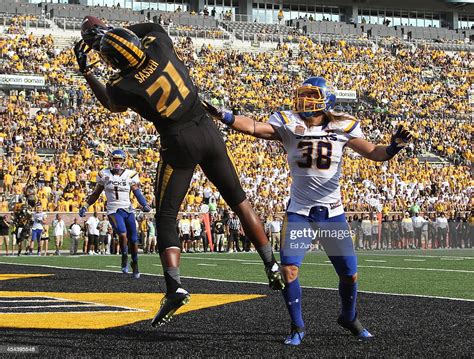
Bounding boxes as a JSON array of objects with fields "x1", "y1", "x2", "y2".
[
  {"x1": 122, "y1": 245, "x2": 128, "y2": 255},
  {"x1": 282, "y1": 278, "x2": 304, "y2": 328},
  {"x1": 256, "y1": 242, "x2": 275, "y2": 267},
  {"x1": 339, "y1": 280, "x2": 357, "y2": 322},
  {"x1": 131, "y1": 252, "x2": 138, "y2": 263},
  {"x1": 164, "y1": 267, "x2": 182, "y2": 294}
]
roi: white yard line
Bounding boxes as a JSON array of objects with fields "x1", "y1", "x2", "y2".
[
  {"x1": 404, "y1": 259, "x2": 426, "y2": 262},
  {"x1": 440, "y1": 258, "x2": 465, "y2": 261},
  {"x1": 364, "y1": 260, "x2": 387, "y2": 263},
  {"x1": 197, "y1": 264, "x2": 217, "y2": 267},
  {"x1": 1, "y1": 261, "x2": 472, "y2": 302},
  {"x1": 183, "y1": 256, "x2": 473, "y2": 273}
]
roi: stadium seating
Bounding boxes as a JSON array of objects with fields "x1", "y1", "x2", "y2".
[{"x1": 0, "y1": 14, "x2": 471, "y2": 219}]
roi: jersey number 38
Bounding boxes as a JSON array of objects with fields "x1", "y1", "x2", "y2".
[{"x1": 297, "y1": 141, "x2": 332, "y2": 169}]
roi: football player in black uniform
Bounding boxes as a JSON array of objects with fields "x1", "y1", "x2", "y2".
[
  {"x1": 75, "y1": 21, "x2": 285, "y2": 327},
  {"x1": 12, "y1": 199, "x2": 32, "y2": 256}
]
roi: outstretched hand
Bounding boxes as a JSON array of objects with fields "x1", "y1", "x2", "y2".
[
  {"x1": 202, "y1": 100, "x2": 235, "y2": 125},
  {"x1": 387, "y1": 125, "x2": 413, "y2": 157},
  {"x1": 390, "y1": 125, "x2": 412, "y2": 148},
  {"x1": 74, "y1": 40, "x2": 100, "y2": 74}
]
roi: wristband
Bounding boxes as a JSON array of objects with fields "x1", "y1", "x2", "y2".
[
  {"x1": 222, "y1": 110, "x2": 235, "y2": 126},
  {"x1": 386, "y1": 144, "x2": 402, "y2": 158}
]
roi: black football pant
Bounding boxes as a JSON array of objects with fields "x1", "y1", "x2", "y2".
[{"x1": 155, "y1": 116, "x2": 246, "y2": 254}]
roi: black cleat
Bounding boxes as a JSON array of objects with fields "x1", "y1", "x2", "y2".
[
  {"x1": 121, "y1": 255, "x2": 129, "y2": 274},
  {"x1": 131, "y1": 261, "x2": 140, "y2": 279},
  {"x1": 151, "y1": 289, "x2": 190, "y2": 327},
  {"x1": 337, "y1": 314, "x2": 374, "y2": 341},
  {"x1": 265, "y1": 262, "x2": 285, "y2": 291}
]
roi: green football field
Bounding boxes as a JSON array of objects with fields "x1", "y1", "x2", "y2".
[{"x1": 1, "y1": 249, "x2": 472, "y2": 300}]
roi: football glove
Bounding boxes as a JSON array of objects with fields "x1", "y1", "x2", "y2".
[
  {"x1": 202, "y1": 100, "x2": 235, "y2": 126},
  {"x1": 386, "y1": 125, "x2": 412, "y2": 157},
  {"x1": 79, "y1": 205, "x2": 88, "y2": 218},
  {"x1": 142, "y1": 204, "x2": 152, "y2": 213},
  {"x1": 73, "y1": 40, "x2": 93, "y2": 74}
]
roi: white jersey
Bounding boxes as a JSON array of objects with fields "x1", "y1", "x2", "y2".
[
  {"x1": 269, "y1": 110, "x2": 364, "y2": 217},
  {"x1": 32, "y1": 212, "x2": 47, "y2": 230},
  {"x1": 97, "y1": 168, "x2": 140, "y2": 215}
]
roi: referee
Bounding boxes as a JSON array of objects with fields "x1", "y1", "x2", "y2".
[{"x1": 226, "y1": 213, "x2": 241, "y2": 252}]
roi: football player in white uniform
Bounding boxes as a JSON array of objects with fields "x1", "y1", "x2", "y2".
[
  {"x1": 79, "y1": 149, "x2": 151, "y2": 279},
  {"x1": 29, "y1": 204, "x2": 47, "y2": 256},
  {"x1": 204, "y1": 76, "x2": 412, "y2": 345}
]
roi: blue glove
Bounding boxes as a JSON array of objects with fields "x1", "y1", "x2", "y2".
[
  {"x1": 202, "y1": 100, "x2": 235, "y2": 126},
  {"x1": 79, "y1": 206, "x2": 87, "y2": 217},
  {"x1": 386, "y1": 125, "x2": 412, "y2": 158},
  {"x1": 142, "y1": 204, "x2": 152, "y2": 212}
]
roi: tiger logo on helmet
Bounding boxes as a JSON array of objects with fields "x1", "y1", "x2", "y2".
[
  {"x1": 294, "y1": 77, "x2": 336, "y2": 119},
  {"x1": 100, "y1": 27, "x2": 146, "y2": 70}
]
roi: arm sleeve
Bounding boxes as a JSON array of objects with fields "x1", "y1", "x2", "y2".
[
  {"x1": 268, "y1": 112, "x2": 291, "y2": 145},
  {"x1": 346, "y1": 121, "x2": 364, "y2": 139},
  {"x1": 337, "y1": 119, "x2": 365, "y2": 140}
]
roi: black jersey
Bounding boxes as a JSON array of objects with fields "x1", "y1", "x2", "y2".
[
  {"x1": 13, "y1": 206, "x2": 32, "y2": 227},
  {"x1": 106, "y1": 25, "x2": 203, "y2": 133}
]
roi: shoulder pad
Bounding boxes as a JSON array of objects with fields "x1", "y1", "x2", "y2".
[
  {"x1": 326, "y1": 111, "x2": 360, "y2": 133},
  {"x1": 268, "y1": 111, "x2": 297, "y2": 127},
  {"x1": 100, "y1": 168, "x2": 111, "y2": 177}
]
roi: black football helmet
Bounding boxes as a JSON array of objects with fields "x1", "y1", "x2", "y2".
[{"x1": 100, "y1": 27, "x2": 145, "y2": 71}]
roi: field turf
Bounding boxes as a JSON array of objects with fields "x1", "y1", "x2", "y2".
[
  {"x1": 0, "y1": 249, "x2": 472, "y2": 357},
  {"x1": 1, "y1": 249, "x2": 472, "y2": 299}
]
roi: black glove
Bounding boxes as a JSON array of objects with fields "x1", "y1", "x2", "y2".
[
  {"x1": 73, "y1": 40, "x2": 92, "y2": 74},
  {"x1": 386, "y1": 125, "x2": 412, "y2": 157},
  {"x1": 202, "y1": 100, "x2": 235, "y2": 125}
]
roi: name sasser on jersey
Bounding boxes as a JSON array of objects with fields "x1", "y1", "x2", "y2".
[
  {"x1": 97, "y1": 168, "x2": 140, "y2": 215},
  {"x1": 268, "y1": 110, "x2": 364, "y2": 217}
]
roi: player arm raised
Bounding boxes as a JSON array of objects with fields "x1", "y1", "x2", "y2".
[
  {"x1": 346, "y1": 126, "x2": 412, "y2": 162},
  {"x1": 202, "y1": 101, "x2": 282, "y2": 141},
  {"x1": 83, "y1": 73, "x2": 127, "y2": 113},
  {"x1": 73, "y1": 40, "x2": 127, "y2": 113}
]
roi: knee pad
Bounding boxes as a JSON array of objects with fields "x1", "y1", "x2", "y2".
[
  {"x1": 340, "y1": 273, "x2": 358, "y2": 284},
  {"x1": 282, "y1": 265, "x2": 299, "y2": 283}
]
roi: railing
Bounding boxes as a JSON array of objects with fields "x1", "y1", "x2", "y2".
[{"x1": 0, "y1": 16, "x2": 51, "y2": 30}]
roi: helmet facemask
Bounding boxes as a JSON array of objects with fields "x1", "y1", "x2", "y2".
[
  {"x1": 294, "y1": 85, "x2": 326, "y2": 118},
  {"x1": 82, "y1": 25, "x2": 112, "y2": 51},
  {"x1": 110, "y1": 154, "x2": 126, "y2": 173}
]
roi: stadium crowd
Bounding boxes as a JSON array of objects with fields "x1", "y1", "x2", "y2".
[{"x1": 0, "y1": 24, "x2": 472, "y2": 256}]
